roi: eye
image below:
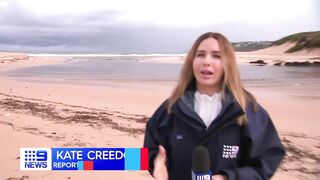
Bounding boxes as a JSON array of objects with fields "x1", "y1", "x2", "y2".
[
  {"x1": 212, "y1": 54, "x2": 221, "y2": 59},
  {"x1": 196, "y1": 53, "x2": 205, "y2": 57}
]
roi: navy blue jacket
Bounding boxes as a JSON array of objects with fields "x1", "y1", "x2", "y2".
[{"x1": 143, "y1": 90, "x2": 285, "y2": 180}]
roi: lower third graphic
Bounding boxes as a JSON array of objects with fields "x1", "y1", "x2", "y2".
[{"x1": 20, "y1": 148, "x2": 148, "y2": 171}]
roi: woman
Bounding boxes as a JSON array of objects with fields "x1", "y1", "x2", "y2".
[{"x1": 143, "y1": 32, "x2": 285, "y2": 180}]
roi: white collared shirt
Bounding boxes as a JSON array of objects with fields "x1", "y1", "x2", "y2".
[{"x1": 194, "y1": 91, "x2": 222, "y2": 128}]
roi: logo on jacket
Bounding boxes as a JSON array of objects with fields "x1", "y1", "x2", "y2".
[
  {"x1": 222, "y1": 145, "x2": 239, "y2": 159},
  {"x1": 176, "y1": 134, "x2": 183, "y2": 140}
]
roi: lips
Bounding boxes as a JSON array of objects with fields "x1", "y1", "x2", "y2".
[
  {"x1": 200, "y1": 69, "x2": 213, "y2": 75},
  {"x1": 199, "y1": 69, "x2": 214, "y2": 79}
]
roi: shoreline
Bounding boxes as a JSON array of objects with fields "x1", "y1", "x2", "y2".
[
  {"x1": 1, "y1": 52, "x2": 319, "y2": 69},
  {"x1": 1, "y1": 53, "x2": 319, "y2": 180}
]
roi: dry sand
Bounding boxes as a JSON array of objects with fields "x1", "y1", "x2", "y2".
[
  {"x1": 236, "y1": 42, "x2": 320, "y2": 65},
  {"x1": 0, "y1": 52, "x2": 319, "y2": 180}
]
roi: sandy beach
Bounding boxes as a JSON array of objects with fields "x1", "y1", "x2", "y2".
[{"x1": 0, "y1": 52, "x2": 319, "y2": 180}]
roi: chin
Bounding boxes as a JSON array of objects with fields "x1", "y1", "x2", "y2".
[
  {"x1": 197, "y1": 79, "x2": 221, "y2": 88},
  {"x1": 198, "y1": 82, "x2": 217, "y2": 87}
]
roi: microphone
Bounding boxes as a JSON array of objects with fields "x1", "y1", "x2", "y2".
[{"x1": 192, "y1": 146, "x2": 212, "y2": 180}]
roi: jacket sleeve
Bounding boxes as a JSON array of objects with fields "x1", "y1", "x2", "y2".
[
  {"x1": 143, "y1": 101, "x2": 169, "y2": 176},
  {"x1": 221, "y1": 105, "x2": 285, "y2": 180}
]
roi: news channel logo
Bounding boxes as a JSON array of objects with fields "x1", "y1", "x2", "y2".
[{"x1": 20, "y1": 148, "x2": 52, "y2": 170}]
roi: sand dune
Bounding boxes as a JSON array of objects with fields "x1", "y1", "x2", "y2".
[{"x1": 253, "y1": 42, "x2": 320, "y2": 56}]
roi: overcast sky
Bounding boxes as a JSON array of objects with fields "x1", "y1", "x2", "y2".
[{"x1": 0, "y1": 0, "x2": 319, "y2": 53}]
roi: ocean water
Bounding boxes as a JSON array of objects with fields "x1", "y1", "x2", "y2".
[
  {"x1": 2, "y1": 55, "x2": 320, "y2": 90},
  {"x1": 3, "y1": 56, "x2": 181, "y2": 81}
]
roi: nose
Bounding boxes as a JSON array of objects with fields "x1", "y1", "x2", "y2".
[{"x1": 203, "y1": 55, "x2": 211, "y2": 66}]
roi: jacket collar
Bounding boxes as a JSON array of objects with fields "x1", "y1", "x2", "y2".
[{"x1": 171, "y1": 88, "x2": 244, "y2": 131}]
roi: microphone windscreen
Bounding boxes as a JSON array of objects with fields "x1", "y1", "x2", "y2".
[{"x1": 192, "y1": 146, "x2": 210, "y2": 173}]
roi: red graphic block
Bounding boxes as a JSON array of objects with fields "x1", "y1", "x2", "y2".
[
  {"x1": 140, "y1": 148, "x2": 149, "y2": 170},
  {"x1": 84, "y1": 161, "x2": 93, "y2": 170}
]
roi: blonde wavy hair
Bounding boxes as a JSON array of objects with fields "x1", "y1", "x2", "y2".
[{"x1": 167, "y1": 32, "x2": 257, "y2": 125}]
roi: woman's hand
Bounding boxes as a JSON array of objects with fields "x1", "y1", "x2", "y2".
[
  {"x1": 153, "y1": 145, "x2": 168, "y2": 180},
  {"x1": 212, "y1": 174, "x2": 227, "y2": 180}
]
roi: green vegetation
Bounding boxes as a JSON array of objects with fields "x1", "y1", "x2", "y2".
[
  {"x1": 273, "y1": 31, "x2": 320, "y2": 53},
  {"x1": 232, "y1": 41, "x2": 272, "y2": 52}
]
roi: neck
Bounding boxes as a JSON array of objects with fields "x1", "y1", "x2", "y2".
[{"x1": 196, "y1": 84, "x2": 221, "y2": 96}]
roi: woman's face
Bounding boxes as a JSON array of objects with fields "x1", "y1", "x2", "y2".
[{"x1": 193, "y1": 38, "x2": 224, "y2": 92}]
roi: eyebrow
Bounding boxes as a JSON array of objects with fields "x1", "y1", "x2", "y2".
[{"x1": 196, "y1": 50, "x2": 221, "y2": 54}]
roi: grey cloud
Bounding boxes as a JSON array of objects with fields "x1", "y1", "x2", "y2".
[
  {"x1": 0, "y1": 6, "x2": 204, "y2": 53},
  {"x1": 0, "y1": 1, "x2": 319, "y2": 53}
]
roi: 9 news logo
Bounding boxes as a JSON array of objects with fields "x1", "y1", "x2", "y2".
[{"x1": 20, "y1": 148, "x2": 52, "y2": 170}]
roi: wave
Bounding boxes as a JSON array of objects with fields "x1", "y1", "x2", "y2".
[{"x1": 28, "y1": 53, "x2": 186, "y2": 57}]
